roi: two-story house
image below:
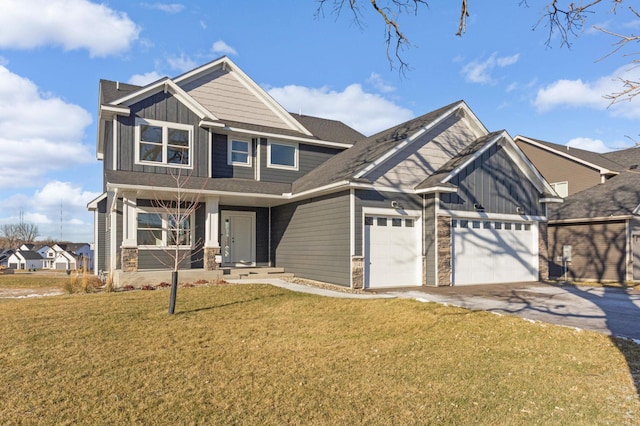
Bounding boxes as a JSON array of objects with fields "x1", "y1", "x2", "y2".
[{"x1": 89, "y1": 57, "x2": 560, "y2": 288}]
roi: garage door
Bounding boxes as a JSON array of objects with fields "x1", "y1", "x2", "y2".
[
  {"x1": 452, "y1": 219, "x2": 537, "y2": 285},
  {"x1": 364, "y1": 215, "x2": 421, "y2": 288}
]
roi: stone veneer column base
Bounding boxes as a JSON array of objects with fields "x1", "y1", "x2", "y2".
[
  {"x1": 204, "y1": 247, "x2": 221, "y2": 271},
  {"x1": 437, "y1": 216, "x2": 452, "y2": 286},
  {"x1": 538, "y1": 221, "x2": 549, "y2": 281},
  {"x1": 351, "y1": 256, "x2": 364, "y2": 289},
  {"x1": 121, "y1": 247, "x2": 139, "y2": 272}
]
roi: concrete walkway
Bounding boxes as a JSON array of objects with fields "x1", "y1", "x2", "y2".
[{"x1": 229, "y1": 278, "x2": 640, "y2": 340}]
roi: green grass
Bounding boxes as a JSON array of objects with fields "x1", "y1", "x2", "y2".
[
  {"x1": 0, "y1": 272, "x2": 68, "y2": 289},
  {"x1": 0, "y1": 284, "x2": 638, "y2": 425}
]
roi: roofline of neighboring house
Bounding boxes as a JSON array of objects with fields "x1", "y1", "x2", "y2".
[
  {"x1": 515, "y1": 135, "x2": 619, "y2": 176},
  {"x1": 549, "y1": 215, "x2": 634, "y2": 224}
]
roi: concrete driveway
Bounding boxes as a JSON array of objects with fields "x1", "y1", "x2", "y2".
[{"x1": 384, "y1": 282, "x2": 640, "y2": 340}]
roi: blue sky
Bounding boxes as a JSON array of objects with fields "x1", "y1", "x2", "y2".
[{"x1": 0, "y1": 0, "x2": 638, "y2": 243}]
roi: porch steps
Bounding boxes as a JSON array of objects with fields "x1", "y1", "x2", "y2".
[{"x1": 222, "y1": 267, "x2": 294, "y2": 281}]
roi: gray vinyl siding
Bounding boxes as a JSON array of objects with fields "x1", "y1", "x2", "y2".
[
  {"x1": 138, "y1": 250, "x2": 191, "y2": 270},
  {"x1": 97, "y1": 198, "x2": 108, "y2": 272},
  {"x1": 440, "y1": 144, "x2": 545, "y2": 217},
  {"x1": 103, "y1": 120, "x2": 113, "y2": 177},
  {"x1": 115, "y1": 92, "x2": 209, "y2": 177},
  {"x1": 260, "y1": 139, "x2": 343, "y2": 183},
  {"x1": 271, "y1": 191, "x2": 351, "y2": 286},
  {"x1": 220, "y1": 206, "x2": 269, "y2": 263},
  {"x1": 423, "y1": 194, "x2": 437, "y2": 285},
  {"x1": 353, "y1": 190, "x2": 422, "y2": 257},
  {"x1": 211, "y1": 133, "x2": 255, "y2": 179}
]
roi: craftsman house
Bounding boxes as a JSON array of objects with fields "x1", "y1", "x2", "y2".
[{"x1": 89, "y1": 57, "x2": 561, "y2": 288}]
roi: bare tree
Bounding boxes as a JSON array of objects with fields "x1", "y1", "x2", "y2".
[
  {"x1": 0, "y1": 224, "x2": 20, "y2": 248},
  {"x1": 16, "y1": 222, "x2": 39, "y2": 243},
  {"x1": 148, "y1": 167, "x2": 204, "y2": 315},
  {"x1": 319, "y1": 0, "x2": 639, "y2": 101}
]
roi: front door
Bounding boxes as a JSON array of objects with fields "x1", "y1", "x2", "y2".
[{"x1": 221, "y1": 211, "x2": 256, "y2": 266}]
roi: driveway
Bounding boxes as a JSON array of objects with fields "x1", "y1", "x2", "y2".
[{"x1": 383, "y1": 282, "x2": 640, "y2": 340}]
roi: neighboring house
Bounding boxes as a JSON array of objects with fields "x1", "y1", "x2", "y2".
[
  {"x1": 41, "y1": 244, "x2": 78, "y2": 270},
  {"x1": 7, "y1": 250, "x2": 44, "y2": 270},
  {"x1": 69, "y1": 243, "x2": 94, "y2": 270},
  {"x1": 89, "y1": 56, "x2": 560, "y2": 288},
  {"x1": 515, "y1": 136, "x2": 620, "y2": 197},
  {"x1": 36, "y1": 245, "x2": 51, "y2": 258},
  {"x1": 0, "y1": 249, "x2": 13, "y2": 267},
  {"x1": 516, "y1": 138, "x2": 640, "y2": 282},
  {"x1": 19, "y1": 243, "x2": 35, "y2": 251}
]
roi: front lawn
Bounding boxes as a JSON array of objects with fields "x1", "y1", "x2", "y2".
[
  {"x1": 0, "y1": 272, "x2": 69, "y2": 289},
  {"x1": 0, "y1": 284, "x2": 638, "y2": 424}
]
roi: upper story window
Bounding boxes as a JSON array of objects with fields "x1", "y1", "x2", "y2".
[
  {"x1": 228, "y1": 139, "x2": 251, "y2": 167},
  {"x1": 268, "y1": 141, "x2": 298, "y2": 170},
  {"x1": 551, "y1": 181, "x2": 568, "y2": 198},
  {"x1": 135, "y1": 118, "x2": 192, "y2": 168}
]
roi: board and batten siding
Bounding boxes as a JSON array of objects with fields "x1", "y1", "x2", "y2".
[
  {"x1": 353, "y1": 190, "x2": 423, "y2": 257},
  {"x1": 516, "y1": 141, "x2": 602, "y2": 196},
  {"x1": 260, "y1": 139, "x2": 343, "y2": 183},
  {"x1": 115, "y1": 92, "x2": 209, "y2": 177},
  {"x1": 440, "y1": 144, "x2": 545, "y2": 217},
  {"x1": 548, "y1": 220, "x2": 627, "y2": 281},
  {"x1": 211, "y1": 133, "x2": 255, "y2": 179},
  {"x1": 271, "y1": 191, "x2": 351, "y2": 286},
  {"x1": 369, "y1": 114, "x2": 480, "y2": 187},
  {"x1": 180, "y1": 68, "x2": 292, "y2": 131}
]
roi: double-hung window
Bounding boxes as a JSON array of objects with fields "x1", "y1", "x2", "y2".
[
  {"x1": 136, "y1": 118, "x2": 193, "y2": 168},
  {"x1": 228, "y1": 139, "x2": 251, "y2": 166},
  {"x1": 137, "y1": 210, "x2": 193, "y2": 247},
  {"x1": 268, "y1": 141, "x2": 298, "y2": 170}
]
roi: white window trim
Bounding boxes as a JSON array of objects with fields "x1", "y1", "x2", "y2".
[
  {"x1": 267, "y1": 140, "x2": 298, "y2": 171},
  {"x1": 136, "y1": 208, "x2": 195, "y2": 249},
  {"x1": 550, "y1": 181, "x2": 569, "y2": 198},
  {"x1": 134, "y1": 118, "x2": 193, "y2": 169},
  {"x1": 227, "y1": 138, "x2": 252, "y2": 167}
]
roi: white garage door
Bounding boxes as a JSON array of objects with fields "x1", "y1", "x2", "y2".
[
  {"x1": 364, "y1": 215, "x2": 421, "y2": 288},
  {"x1": 452, "y1": 219, "x2": 538, "y2": 285}
]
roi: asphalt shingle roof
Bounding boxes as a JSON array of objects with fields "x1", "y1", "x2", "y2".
[
  {"x1": 520, "y1": 136, "x2": 622, "y2": 172},
  {"x1": 290, "y1": 114, "x2": 364, "y2": 145},
  {"x1": 602, "y1": 146, "x2": 640, "y2": 169},
  {"x1": 292, "y1": 101, "x2": 465, "y2": 193},
  {"x1": 549, "y1": 170, "x2": 640, "y2": 220}
]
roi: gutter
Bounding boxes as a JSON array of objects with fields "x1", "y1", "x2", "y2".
[{"x1": 549, "y1": 215, "x2": 633, "y2": 224}]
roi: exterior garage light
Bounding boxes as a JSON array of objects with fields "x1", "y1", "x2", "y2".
[{"x1": 473, "y1": 203, "x2": 484, "y2": 212}]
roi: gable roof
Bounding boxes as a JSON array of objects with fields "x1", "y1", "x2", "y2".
[
  {"x1": 515, "y1": 136, "x2": 621, "y2": 175},
  {"x1": 290, "y1": 114, "x2": 364, "y2": 145},
  {"x1": 16, "y1": 250, "x2": 43, "y2": 260},
  {"x1": 416, "y1": 131, "x2": 559, "y2": 198},
  {"x1": 549, "y1": 170, "x2": 640, "y2": 221},
  {"x1": 602, "y1": 146, "x2": 640, "y2": 169},
  {"x1": 291, "y1": 101, "x2": 475, "y2": 194}
]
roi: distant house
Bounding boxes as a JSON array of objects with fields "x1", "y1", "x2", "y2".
[
  {"x1": 0, "y1": 249, "x2": 14, "y2": 268},
  {"x1": 7, "y1": 250, "x2": 44, "y2": 270},
  {"x1": 42, "y1": 244, "x2": 78, "y2": 270}
]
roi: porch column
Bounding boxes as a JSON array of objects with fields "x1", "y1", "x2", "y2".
[
  {"x1": 121, "y1": 192, "x2": 137, "y2": 248},
  {"x1": 203, "y1": 196, "x2": 221, "y2": 270}
]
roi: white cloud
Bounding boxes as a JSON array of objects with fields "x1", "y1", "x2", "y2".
[
  {"x1": 533, "y1": 66, "x2": 640, "y2": 118},
  {"x1": 167, "y1": 54, "x2": 198, "y2": 73},
  {"x1": 128, "y1": 71, "x2": 164, "y2": 86},
  {"x1": 0, "y1": 181, "x2": 99, "y2": 242},
  {"x1": 567, "y1": 137, "x2": 611, "y2": 153},
  {"x1": 0, "y1": 0, "x2": 139, "y2": 57},
  {"x1": 0, "y1": 66, "x2": 93, "y2": 188},
  {"x1": 367, "y1": 73, "x2": 395, "y2": 93},
  {"x1": 141, "y1": 3, "x2": 184, "y2": 13},
  {"x1": 461, "y1": 52, "x2": 520, "y2": 84},
  {"x1": 211, "y1": 40, "x2": 237, "y2": 56},
  {"x1": 268, "y1": 83, "x2": 413, "y2": 135}
]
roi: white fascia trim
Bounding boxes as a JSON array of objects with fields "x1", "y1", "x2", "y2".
[
  {"x1": 441, "y1": 132, "x2": 504, "y2": 184},
  {"x1": 457, "y1": 101, "x2": 490, "y2": 137},
  {"x1": 515, "y1": 135, "x2": 615, "y2": 175},
  {"x1": 353, "y1": 103, "x2": 462, "y2": 179},
  {"x1": 87, "y1": 192, "x2": 107, "y2": 210},
  {"x1": 284, "y1": 180, "x2": 351, "y2": 199},
  {"x1": 540, "y1": 197, "x2": 564, "y2": 204},
  {"x1": 549, "y1": 215, "x2": 633, "y2": 224},
  {"x1": 107, "y1": 183, "x2": 285, "y2": 201},
  {"x1": 173, "y1": 56, "x2": 228, "y2": 85},
  {"x1": 113, "y1": 79, "x2": 216, "y2": 121},
  {"x1": 199, "y1": 120, "x2": 226, "y2": 128},
  {"x1": 100, "y1": 104, "x2": 130, "y2": 116},
  {"x1": 501, "y1": 135, "x2": 556, "y2": 195},
  {"x1": 215, "y1": 124, "x2": 353, "y2": 149},
  {"x1": 633, "y1": 203, "x2": 640, "y2": 215},
  {"x1": 439, "y1": 209, "x2": 546, "y2": 222},
  {"x1": 415, "y1": 186, "x2": 458, "y2": 194}
]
